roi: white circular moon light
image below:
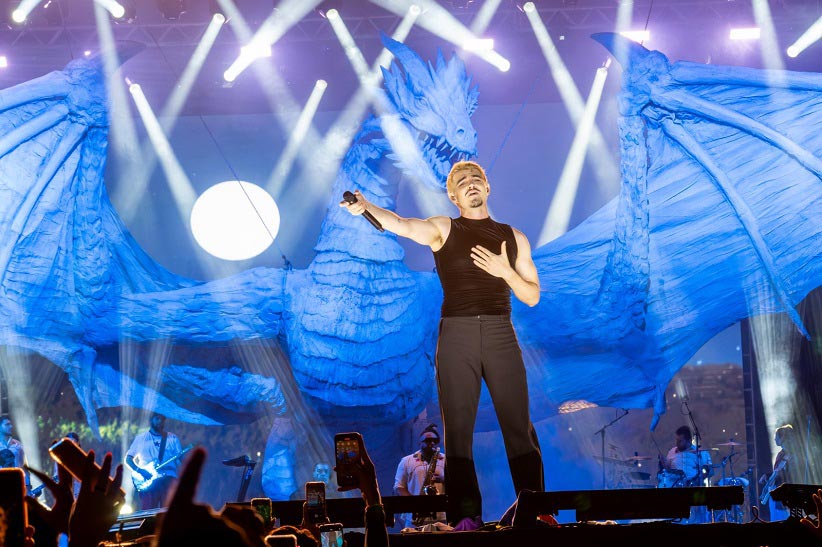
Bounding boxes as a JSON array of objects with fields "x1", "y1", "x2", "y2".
[{"x1": 190, "y1": 180, "x2": 280, "y2": 261}]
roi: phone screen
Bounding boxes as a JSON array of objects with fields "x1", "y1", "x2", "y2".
[
  {"x1": 319, "y1": 524, "x2": 343, "y2": 547},
  {"x1": 334, "y1": 433, "x2": 360, "y2": 488},
  {"x1": 251, "y1": 497, "x2": 273, "y2": 527},
  {"x1": 305, "y1": 481, "x2": 326, "y2": 522},
  {"x1": 305, "y1": 481, "x2": 325, "y2": 506},
  {"x1": 0, "y1": 468, "x2": 28, "y2": 547}
]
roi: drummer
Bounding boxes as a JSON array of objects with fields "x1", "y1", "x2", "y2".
[
  {"x1": 660, "y1": 426, "x2": 714, "y2": 524},
  {"x1": 660, "y1": 425, "x2": 714, "y2": 486}
]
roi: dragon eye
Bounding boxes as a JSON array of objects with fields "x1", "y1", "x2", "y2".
[{"x1": 414, "y1": 95, "x2": 428, "y2": 108}]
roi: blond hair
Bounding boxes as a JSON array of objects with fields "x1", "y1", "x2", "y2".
[{"x1": 446, "y1": 161, "x2": 487, "y2": 195}]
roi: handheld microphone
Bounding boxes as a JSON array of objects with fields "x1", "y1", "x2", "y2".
[{"x1": 343, "y1": 191, "x2": 384, "y2": 232}]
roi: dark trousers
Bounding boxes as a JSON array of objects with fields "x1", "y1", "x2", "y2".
[
  {"x1": 136, "y1": 475, "x2": 175, "y2": 510},
  {"x1": 436, "y1": 315, "x2": 544, "y2": 523}
]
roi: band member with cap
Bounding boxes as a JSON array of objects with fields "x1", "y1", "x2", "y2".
[{"x1": 394, "y1": 424, "x2": 446, "y2": 529}]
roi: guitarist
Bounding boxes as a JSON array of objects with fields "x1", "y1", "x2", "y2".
[
  {"x1": 760, "y1": 424, "x2": 803, "y2": 521},
  {"x1": 126, "y1": 413, "x2": 183, "y2": 510}
]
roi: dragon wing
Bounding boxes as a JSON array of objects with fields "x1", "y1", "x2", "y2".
[
  {"x1": 512, "y1": 33, "x2": 822, "y2": 429},
  {"x1": 0, "y1": 47, "x2": 290, "y2": 429}
]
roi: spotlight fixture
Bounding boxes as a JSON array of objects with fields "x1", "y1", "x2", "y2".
[
  {"x1": 155, "y1": 0, "x2": 186, "y2": 21},
  {"x1": 315, "y1": 0, "x2": 343, "y2": 19},
  {"x1": 114, "y1": 0, "x2": 137, "y2": 24},
  {"x1": 11, "y1": 0, "x2": 67, "y2": 26},
  {"x1": 514, "y1": 1, "x2": 537, "y2": 13}
]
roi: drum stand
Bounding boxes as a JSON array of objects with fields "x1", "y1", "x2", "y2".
[
  {"x1": 713, "y1": 446, "x2": 745, "y2": 523},
  {"x1": 593, "y1": 409, "x2": 629, "y2": 489}
]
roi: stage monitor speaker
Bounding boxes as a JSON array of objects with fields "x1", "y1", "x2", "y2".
[
  {"x1": 105, "y1": 507, "x2": 166, "y2": 542},
  {"x1": 228, "y1": 495, "x2": 447, "y2": 528},
  {"x1": 512, "y1": 486, "x2": 744, "y2": 526},
  {"x1": 770, "y1": 483, "x2": 822, "y2": 517}
]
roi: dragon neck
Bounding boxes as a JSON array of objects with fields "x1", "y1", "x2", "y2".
[{"x1": 313, "y1": 117, "x2": 407, "y2": 264}]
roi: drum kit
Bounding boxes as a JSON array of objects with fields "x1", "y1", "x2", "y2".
[
  {"x1": 594, "y1": 440, "x2": 751, "y2": 523},
  {"x1": 594, "y1": 454, "x2": 656, "y2": 489}
]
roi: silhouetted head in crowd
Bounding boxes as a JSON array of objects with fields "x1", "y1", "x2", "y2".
[{"x1": 267, "y1": 525, "x2": 318, "y2": 547}]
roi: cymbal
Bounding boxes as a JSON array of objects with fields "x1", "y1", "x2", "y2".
[
  {"x1": 624, "y1": 455, "x2": 653, "y2": 461},
  {"x1": 628, "y1": 471, "x2": 652, "y2": 481},
  {"x1": 716, "y1": 441, "x2": 744, "y2": 446}
]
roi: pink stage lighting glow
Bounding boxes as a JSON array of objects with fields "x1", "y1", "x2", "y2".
[{"x1": 0, "y1": 56, "x2": 7, "y2": 68}]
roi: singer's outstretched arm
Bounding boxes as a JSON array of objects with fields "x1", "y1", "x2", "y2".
[{"x1": 339, "y1": 190, "x2": 449, "y2": 250}]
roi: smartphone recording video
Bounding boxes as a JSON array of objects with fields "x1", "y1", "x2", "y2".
[
  {"x1": 334, "y1": 432, "x2": 361, "y2": 489},
  {"x1": 319, "y1": 523, "x2": 344, "y2": 547},
  {"x1": 251, "y1": 497, "x2": 273, "y2": 527},
  {"x1": 48, "y1": 437, "x2": 126, "y2": 496},
  {"x1": 305, "y1": 480, "x2": 326, "y2": 523}
]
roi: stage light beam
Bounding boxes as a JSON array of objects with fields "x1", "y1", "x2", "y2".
[
  {"x1": 315, "y1": 2, "x2": 421, "y2": 206},
  {"x1": 128, "y1": 83, "x2": 197, "y2": 225},
  {"x1": 94, "y1": 0, "x2": 126, "y2": 19},
  {"x1": 370, "y1": 0, "x2": 511, "y2": 72},
  {"x1": 525, "y1": 5, "x2": 618, "y2": 197},
  {"x1": 752, "y1": 0, "x2": 783, "y2": 72},
  {"x1": 222, "y1": 0, "x2": 323, "y2": 82},
  {"x1": 786, "y1": 16, "x2": 822, "y2": 58},
  {"x1": 538, "y1": 64, "x2": 610, "y2": 245},
  {"x1": 117, "y1": 10, "x2": 226, "y2": 222},
  {"x1": 266, "y1": 79, "x2": 329, "y2": 196},
  {"x1": 327, "y1": 9, "x2": 371, "y2": 80},
  {"x1": 470, "y1": 0, "x2": 503, "y2": 35}
]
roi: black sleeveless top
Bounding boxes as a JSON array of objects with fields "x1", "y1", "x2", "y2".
[{"x1": 433, "y1": 217, "x2": 517, "y2": 317}]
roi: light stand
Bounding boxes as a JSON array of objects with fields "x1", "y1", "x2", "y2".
[{"x1": 222, "y1": 454, "x2": 258, "y2": 502}]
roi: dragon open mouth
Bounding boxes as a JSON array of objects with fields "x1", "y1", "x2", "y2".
[{"x1": 418, "y1": 131, "x2": 474, "y2": 187}]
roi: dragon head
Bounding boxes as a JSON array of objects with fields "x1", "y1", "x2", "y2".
[{"x1": 380, "y1": 33, "x2": 479, "y2": 190}]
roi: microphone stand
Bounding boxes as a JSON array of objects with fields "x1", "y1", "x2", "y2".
[
  {"x1": 683, "y1": 401, "x2": 703, "y2": 484},
  {"x1": 593, "y1": 409, "x2": 629, "y2": 489},
  {"x1": 684, "y1": 401, "x2": 709, "y2": 523}
]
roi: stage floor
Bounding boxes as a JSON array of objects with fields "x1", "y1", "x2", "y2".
[{"x1": 347, "y1": 519, "x2": 818, "y2": 547}]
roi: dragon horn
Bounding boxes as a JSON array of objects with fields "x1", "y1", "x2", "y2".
[
  {"x1": 591, "y1": 31, "x2": 650, "y2": 69},
  {"x1": 380, "y1": 31, "x2": 434, "y2": 90}
]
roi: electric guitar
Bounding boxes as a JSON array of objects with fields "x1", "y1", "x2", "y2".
[
  {"x1": 132, "y1": 444, "x2": 193, "y2": 493},
  {"x1": 759, "y1": 455, "x2": 790, "y2": 505},
  {"x1": 31, "y1": 475, "x2": 58, "y2": 498}
]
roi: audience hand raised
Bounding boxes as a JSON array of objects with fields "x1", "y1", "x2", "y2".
[
  {"x1": 24, "y1": 462, "x2": 75, "y2": 547},
  {"x1": 154, "y1": 446, "x2": 257, "y2": 547},
  {"x1": 800, "y1": 488, "x2": 822, "y2": 538},
  {"x1": 68, "y1": 450, "x2": 125, "y2": 547}
]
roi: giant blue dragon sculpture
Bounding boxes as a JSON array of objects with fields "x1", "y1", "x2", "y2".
[{"x1": 0, "y1": 31, "x2": 820, "y2": 500}]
